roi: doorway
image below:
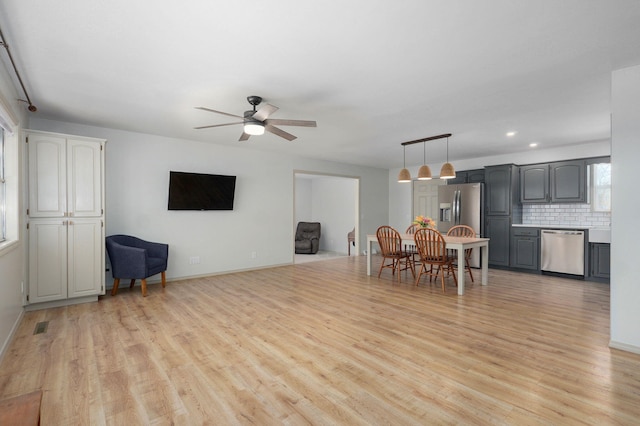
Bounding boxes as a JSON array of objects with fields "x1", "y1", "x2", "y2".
[
  {"x1": 413, "y1": 179, "x2": 446, "y2": 226},
  {"x1": 293, "y1": 171, "x2": 359, "y2": 264}
]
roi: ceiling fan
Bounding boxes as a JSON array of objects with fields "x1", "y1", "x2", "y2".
[{"x1": 194, "y1": 96, "x2": 317, "y2": 141}]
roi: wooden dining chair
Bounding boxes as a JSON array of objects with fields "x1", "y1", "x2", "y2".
[
  {"x1": 446, "y1": 225, "x2": 476, "y2": 283},
  {"x1": 414, "y1": 228, "x2": 458, "y2": 292},
  {"x1": 404, "y1": 224, "x2": 420, "y2": 264},
  {"x1": 376, "y1": 226, "x2": 415, "y2": 282}
]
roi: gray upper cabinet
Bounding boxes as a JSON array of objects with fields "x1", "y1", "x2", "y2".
[
  {"x1": 550, "y1": 160, "x2": 586, "y2": 203},
  {"x1": 520, "y1": 160, "x2": 586, "y2": 203},
  {"x1": 520, "y1": 164, "x2": 549, "y2": 203},
  {"x1": 446, "y1": 169, "x2": 485, "y2": 184},
  {"x1": 485, "y1": 165, "x2": 519, "y2": 215}
]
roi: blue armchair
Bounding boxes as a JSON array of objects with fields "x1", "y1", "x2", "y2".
[{"x1": 106, "y1": 235, "x2": 169, "y2": 297}]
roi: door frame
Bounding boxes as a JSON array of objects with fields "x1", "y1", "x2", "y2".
[{"x1": 293, "y1": 170, "x2": 360, "y2": 262}]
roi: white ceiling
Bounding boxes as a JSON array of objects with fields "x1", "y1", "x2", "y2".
[{"x1": 1, "y1": 1, "x2": 639, "y2": 169}]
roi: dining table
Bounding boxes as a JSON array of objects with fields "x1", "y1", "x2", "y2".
[{"x1": 366, "y1": 233, "x2": 490, "y2": 295}]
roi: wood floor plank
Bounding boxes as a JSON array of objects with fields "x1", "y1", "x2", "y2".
[{"x1": 1, "y1": 255, "x2": 639, "y2": 425}]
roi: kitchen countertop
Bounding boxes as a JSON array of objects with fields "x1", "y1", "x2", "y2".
[
  {"x1": 512, "y1": 224, "x2": 594, "y2": 229},
  {"x1": 512, "y1": 224, "x2": 611, "y2": 243}
]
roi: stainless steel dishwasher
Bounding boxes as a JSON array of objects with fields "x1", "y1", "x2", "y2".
[{"x1": 541, "y1": 229, "x2": 585, "y2": 275}]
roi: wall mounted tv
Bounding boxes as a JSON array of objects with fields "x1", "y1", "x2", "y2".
[{"x1": 168, "y1": 171, "x2": 236, "y2": 211}]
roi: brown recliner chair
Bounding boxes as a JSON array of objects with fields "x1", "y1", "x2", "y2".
[{"x1": 295, "y1": 222, "x2": 321, "y2": 254}]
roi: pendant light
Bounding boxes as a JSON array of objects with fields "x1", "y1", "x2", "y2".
[
  {"x1": 398, "y1": 145, "x2": 411, "y2": 182},
  {"x1": 417, "y1": 140, "x2": 432, "y2": 180},
  {"x1": 439, "y1": 136, "x2": 456, "y2": 179}
]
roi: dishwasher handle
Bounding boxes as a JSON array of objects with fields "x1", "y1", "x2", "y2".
[{"x1": 541, "y1": 229, "x2": 584, "y2": 236}]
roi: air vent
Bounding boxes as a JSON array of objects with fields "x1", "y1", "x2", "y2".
[{"x1": 33, "y1": 321, "x2": 49, "y2": 335}]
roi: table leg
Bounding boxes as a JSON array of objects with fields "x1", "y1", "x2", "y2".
[
  {"x1": 367, "y1": 238, "x2": 372, "y2": 276},
  {"x1": 457, "y1": 246, "x2": 465, "y2": 295},
  {"x1": 481, "y1": 243, "x2": 489, "y2": 285}
]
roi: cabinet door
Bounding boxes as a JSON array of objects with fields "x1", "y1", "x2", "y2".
[
  {"x1": 510, "y1": 236, "x2": 539, "y2": 270},
  {"x1": 27, "y1": 134, "x2": 67, "y2": 217},
  {"x1": 550, "y1": 160, "x2": 586, "y2": 203},
  {"x1": 590, "y1": 243, "x2": 611, "y2": 279},
  {"x1": 485, "y1": 166, "x2": 512, "y2": 215},
  {"x1": 486, "y1": 216, "x2": 511, "y2": 266},
  {"x1": 67, "y1": 139, "x2": 103, "y2": 217},
  {"x1": 447, "y1": 172, "x2": 468, "y2": 184},
  {"x1": 467, "y1": 169, "x2": 485, "y2": 183},
  {"x1": 28, "y1": 220, "x2": 68, "y2": 303},
  {"x1": 520, "y1": 164, "x2": 549, "y2": 203},
  {"x1": 68, "y1": 219, "x2": 105, "y2": 297}
]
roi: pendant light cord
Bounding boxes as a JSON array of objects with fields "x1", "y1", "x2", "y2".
[
  {"x1": 403, "y1": 145, "x2": 407, "y2": 168},
  {"x1": 446, "y1": 137, "x2": 449, "y2": 162}
]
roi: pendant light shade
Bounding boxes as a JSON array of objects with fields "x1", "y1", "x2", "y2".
[
  {"x1": 439, "y1": 162, "x2": 456, "y2": 179},
  {"x1": 398, "y1": 168, "x2": 412, "y2": 182},
  {"x1": 417, "y1": 165, "x2": 432, "y2": 180},
  {"x1": 417, "y1": 141, "x2": 432, "y2": 180},
  {"x1": 398, "y1": 145, "x2": 411, "y2": 182},
  {"x1": 439, "y1": 136, "x2": 456, "y2": 179}
]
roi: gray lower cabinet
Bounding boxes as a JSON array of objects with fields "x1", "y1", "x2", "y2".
[
  {"x1": 590, "y1": 243, "x2": 611, "y2": 279},
  {"x1": 486, "y1": 216, "x2": 511, "y2": 267},
  {"x1": 510, "y1": 227, "x2": 540, "y2": 270}
]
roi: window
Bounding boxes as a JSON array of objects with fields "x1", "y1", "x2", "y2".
[
  {"x1": 592, "y1": 163, "x2": 611, "y2": 212},
  {"x1": 0, "y1": 126, "x2": 5, "y2": 242}
]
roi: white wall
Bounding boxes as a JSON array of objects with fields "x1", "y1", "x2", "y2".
[
  {"x1": 0, "y1": 62, "x2": 27, "y2": 360},
  {"x1": 388, "y1": 140, "x2": 611, "y2": 232},
  {"x1": 610, "y1": 64, "x2": 640, "y2": 353},
  {"x1": 311, "y1": 177, "x2": 357, "y2": 253},
  {"x1": 28, "y1": 118, "x2": 388, "y2": 282},
  {"x1": 294, "y1": 178, "x2": 312, "y2": 222}
]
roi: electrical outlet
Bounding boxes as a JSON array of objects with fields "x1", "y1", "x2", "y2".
[
  {"x1": 251, "y1": 251, "x2": 257, "y2": 259},
  {"x1": 189, "y1": 256, "x2": 200, "y2": 265}
]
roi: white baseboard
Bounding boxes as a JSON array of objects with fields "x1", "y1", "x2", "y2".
[
  {"x1": 609, "y1": 340, "x2": 640, "y2": 355},
  {"x1": 0, "y1": 308, "x2": 24, "y2": 365}
]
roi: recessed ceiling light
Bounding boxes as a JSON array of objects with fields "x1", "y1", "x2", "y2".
[
  {"x1": 506, "y1": 131, "x2": 517, "y2": 137},
  {"x1": 529, "y1": 142, "x2": 538, "y2": 147}
]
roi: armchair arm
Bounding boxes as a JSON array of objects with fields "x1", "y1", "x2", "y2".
[
  {"x1": 143, "y1": 240, "x2": 169, "y2": 260},
  {"x1": 108, "y1": 242, "x2": 149, "y2": 279}
]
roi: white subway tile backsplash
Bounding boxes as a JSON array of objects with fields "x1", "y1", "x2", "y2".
[{"x1": 522, "y1": 203, "x2": 611, "y2": 227}]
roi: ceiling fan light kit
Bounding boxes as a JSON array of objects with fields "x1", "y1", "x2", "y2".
[
  {"x1": 398, "y1": 133, "x2": 455, "y2": 182},
  {"x1": 195, "y1": 95, "x2": 316, "y2": 141}
]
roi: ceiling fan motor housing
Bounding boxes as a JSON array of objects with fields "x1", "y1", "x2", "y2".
[{"x1": 247, "y1": 95, "x2": 262, "y2": 107}]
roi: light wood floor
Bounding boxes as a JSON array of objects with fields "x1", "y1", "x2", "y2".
[{"x1": 1, "y1": 256, "x2": 639, "y2": 425}]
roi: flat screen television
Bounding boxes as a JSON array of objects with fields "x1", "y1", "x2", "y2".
[{"x1": 168, "y1": 171, "x2": 236, "y2": 210}]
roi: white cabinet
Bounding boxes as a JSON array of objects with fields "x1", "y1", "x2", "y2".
[
  {"x1": 26, "y1": 130, "x2": 106, "y2": 307},
  {"x1": 28, "y1": 134, "x2": 102, "y2": 218}
]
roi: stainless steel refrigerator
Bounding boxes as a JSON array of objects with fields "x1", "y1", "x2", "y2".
[{"x1": 437, "y1": 182, "x2": 484, "y2": 267}]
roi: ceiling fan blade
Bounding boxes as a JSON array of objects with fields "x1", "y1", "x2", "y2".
[
  {"x1": 265, "y1": 124, "x2": 297, "y2": 141},
  {"x1": 195, "y1": 106, "x2": 243, "y2": 119},
  {"x1": 264, "y1": 118, "x2": 317, "y2": 127},
  {"x1": 239, "y1": 132, "x2": 251, "y2": 141},
  {"x1": 252, "y1": 103, "x2": 279, "y2": 121},
  {"x1": 194, "y1": 121, "x2": 243, "y2": 130}
]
